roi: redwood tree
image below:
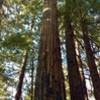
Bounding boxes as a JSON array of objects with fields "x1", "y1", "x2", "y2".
[
  {"x1": 65, "y1": 16, "x2": 86, "y2": 100},
  {"x1": 34, "y1": 0, "x2": 66, "y2": 100},
  {"x1": 81, "y1": 19, "x2": 100, "y2": 100},
  {"x1": 75, "y1": 40, "x2": 88, "y2": 100}
]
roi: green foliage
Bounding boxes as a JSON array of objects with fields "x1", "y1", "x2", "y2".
[{"x1": 2, "y1": 34, "x2": 32, "y2": 49}]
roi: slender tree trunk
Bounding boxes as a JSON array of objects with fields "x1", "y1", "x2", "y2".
[
  {"x1": 30, "y1": 53, "x2": 34, "y2": 100},
  {"x1": 15, "y1": 50, "x2": 28, "y2": 100},
  {"x1": 75, "y1": 40, "x2": 88, "y2": 100},
  {"x1": 65, "y1": 17, "x2": 85, "y2": 100},
  {"x1": 34, "y1": 0, "x2": 66, "y2": 100},
  {"x1": 81, "y1": 20, "x2": 100, "y2": 100}
]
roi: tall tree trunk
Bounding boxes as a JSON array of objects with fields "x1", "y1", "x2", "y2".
[
  {"x1": 34, "y1": 0, "x2": 66, "y2": 100},
  {"x1": 30, "y1": 53, "x2": 34, "y2": 100},
  {"x1": 15, "y1": 51, "x2": 28, "y2": 100},
  {"x1": 75, "y1": 40, "x2": 88, "y2": 100},
  {"x1": 81, "y1": 20, "x2": 100, "y2": 100},
  {"x1": 65, "y1": 17, "x2": 85, "y2": 100}
]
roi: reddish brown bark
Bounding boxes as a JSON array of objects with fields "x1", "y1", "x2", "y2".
[
  {"x1": 81, "y1": 20, "x2": 100, "y2": 100},
  {"x1": 65, "y1": 17, "x2": 86, "y2": 100},
  {"x1": 75, "y1": 40, "x2": 88, "y2": 100},
  {"x1": 34, "y1": 0, "x2": 66, "y2": 100}
]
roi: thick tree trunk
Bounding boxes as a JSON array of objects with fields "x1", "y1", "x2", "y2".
[
  {"x1": 34, "y1": 0, "x2": 66, "y2": 100},
  {"x1": 15, "y1": 51, "x2": 28, "y2": 100},
  {"x1": 65, "y1": 18, "x2": 85, "y2": 100},
  {"x1": 75, "y1": 40, "x2": 88, "y2": 100},
  {"x1": 81, "y1": 20, "x2": 100, "y2": 100}
]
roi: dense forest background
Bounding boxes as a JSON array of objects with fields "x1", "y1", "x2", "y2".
[{"x1": 0, "y1": 0, "x2": 100, "y2": 100}]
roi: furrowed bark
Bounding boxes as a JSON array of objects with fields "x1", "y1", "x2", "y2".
[
  {"x1": 34, "y1": 0, "x2": 66, "y2": 100},
  {"x1": 65, "y1": 17, "x2": 86, "y2": 100}
]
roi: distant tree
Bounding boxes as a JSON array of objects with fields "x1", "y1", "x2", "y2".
[
  {"x1": 81, "y1": 18, "x2": 100, "y2": 100},
  {"x1": 15, "y1": 50, "x2": 28, "y2": 100}
]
